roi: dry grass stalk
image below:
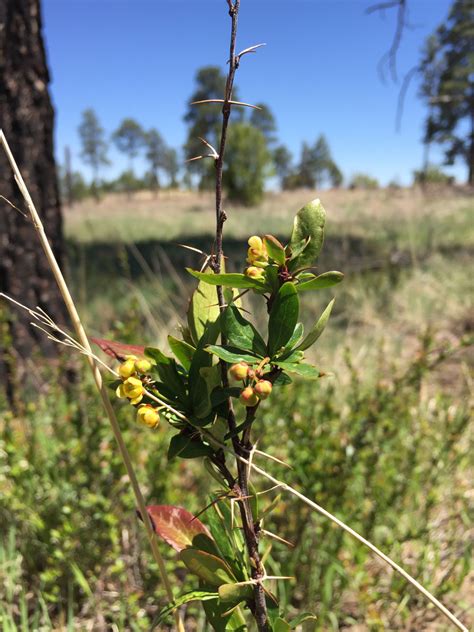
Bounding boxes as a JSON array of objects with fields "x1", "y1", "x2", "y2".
[{"x1": 0, "y1": 130, "x2": 185, "y2": 632}]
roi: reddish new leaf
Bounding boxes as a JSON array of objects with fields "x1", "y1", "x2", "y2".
[
  {"x1": 91, "y1": 337, "x2": 146, "y2": 360},
  {"x1": 143, "y1": 505, "x2": 212, "y2": 552}
]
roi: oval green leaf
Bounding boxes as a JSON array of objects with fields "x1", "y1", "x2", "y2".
[
  {"x1": 297, "y1": 299, "x2": 335, "y2": 351},
  {"x1": 296, "y1": 271, "x2": 344, "y2": 292},
  {"x1": 268, "y1": 283, "x2": 299, "y2": 357}
]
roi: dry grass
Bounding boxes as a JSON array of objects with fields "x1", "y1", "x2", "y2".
[{"x1": 64, "y1": 186, "x2": 474, "y2": 248}]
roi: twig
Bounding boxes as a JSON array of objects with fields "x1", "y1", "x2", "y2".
[
  {"x1": 208, "y1": 1, "x2": 270, "y2": 629},
  {"x1": 367, "y1": 0, "x2": 407, "y2": 82},
  {"x1": 0, "y1": 130, "x2": 185, "y2": 632}
]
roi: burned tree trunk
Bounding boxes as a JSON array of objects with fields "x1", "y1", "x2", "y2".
[{"x1": 0, "y1": 0, "x2": 66, "y2": 398}]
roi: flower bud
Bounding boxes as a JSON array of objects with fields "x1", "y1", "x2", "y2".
[
  {"x1": 245, "y1": 266, "x2": 265, "y2": 280},
  {"x1": 137, "y1": 405, "x2": 160, "y2": 429},
  {"x1": 118, "y1": 358, "x2": 136, "y2": 379},
  {"x1": 229, "y1": 362, "x2": 249, "y2": 381},
  {"x1": 135, "y1": 358, "x2": 153, "y2": 374},
  {"x1": 239, "y1": 386, "x2": 259, "y2": 407},
  {"x1": 254, "y1": 380, "x2": 272, "y2": 400}
]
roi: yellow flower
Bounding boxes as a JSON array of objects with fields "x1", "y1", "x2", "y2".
[
  {"x1": 135, "y1": 358, "x2": 153, "y2": 374},
  {"x1": 118, "y1": 357, "x2": 136, "y2": 379},
  {"x1": 246, "y1": 235, "x2": 268, "y2": 265},
  {"x1": 137, "y1": 405, "x2": 160, "y2": 429},
  {"x1": 245, "y1": 266, "x2": 265, "y2": 280},
  {"x1": 116, "y1": 376, "x2": 144, "y2": 405}
]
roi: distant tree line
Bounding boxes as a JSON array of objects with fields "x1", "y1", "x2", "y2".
[
  {"x1": 62, "y1": 0, "x2": 472, "y2": 209},
  {"x1": 60, "y1": 65, "x2": 349, "y2": 206}
]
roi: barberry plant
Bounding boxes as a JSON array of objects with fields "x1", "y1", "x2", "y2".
[
  {"x1": 108, "y1": 195, "x2": 343, "y2": 630},
  {"x1": 0, "y1": 1, "x2": 468, "y2": 630}
]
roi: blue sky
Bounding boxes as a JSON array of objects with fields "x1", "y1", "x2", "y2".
[{"x1": 42, "y1": 0, "x2": 462, "y2": 186}]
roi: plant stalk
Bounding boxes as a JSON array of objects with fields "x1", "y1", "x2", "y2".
[
  {"x1": 0, "y1": 130, "x2": 185, "y2": 632},
  {"x1": 211, "y1": 1, "x2": 270, "y2": 629}
]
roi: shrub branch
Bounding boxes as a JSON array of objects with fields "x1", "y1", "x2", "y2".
[{"x1": 205, "y1": 1, "x2": 271, "y2": 629}]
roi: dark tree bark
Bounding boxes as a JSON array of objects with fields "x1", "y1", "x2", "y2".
[{"x1": 0, "y1": 0, "x2": 66, "y2": 397}]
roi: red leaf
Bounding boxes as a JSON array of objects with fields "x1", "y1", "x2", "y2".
[
  {"x1": 142, "y1": 505, "x2": 212, "y2": 552},
  {"x1": 91, "y1": 337, "x2": 146, "y2": 360}
]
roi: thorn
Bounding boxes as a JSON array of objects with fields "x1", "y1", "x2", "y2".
[
  {"x1": 185, "y1": 154, "x2": 216, "y2": 163},
  {"x1": 198, "y1": 137, "x2": 219, "y2": 160},
  {"x1": 237, "y1": 43, "x2": 266, "y2": 59},
  {"x1": 260, "y1": 529, "x2": 295, "y2": 548},
  {"x1": 191, "y1": 99, "x2": 262, "y2": 110},
  {"x1": 176, "y1": 243, "x2": 207, "y2": 256}
]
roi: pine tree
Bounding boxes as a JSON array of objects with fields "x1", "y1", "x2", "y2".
[
  {"x1": 273, "y1": 145, "x2": 293, "y2": 189},
  {"x1": 144, "y1": 128, "x2": 166, "y2": 193},
  {"x1": 250, "y1": 103, "x2": 277, "y2": 146},
  {"x1": 112, "y1": 118, "x2": 145, "y2": 173},
  {"x1": 78, "y1": 109, "x2": 109, "y2": 190},
  {"x1": 162, "y1": 147, "x2": 179, "y2": 188},
  {"x1": 419, "y1": 0, "x2": 474, "y2": 184}
]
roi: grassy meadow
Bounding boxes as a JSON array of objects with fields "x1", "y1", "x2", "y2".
[{"x1": 1, "y1": 187, "x2": 472, "y2": 630}]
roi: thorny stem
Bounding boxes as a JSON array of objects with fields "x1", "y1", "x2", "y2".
[{"x1": 210, "y1": 1, "x2": 270, "y2": 630}]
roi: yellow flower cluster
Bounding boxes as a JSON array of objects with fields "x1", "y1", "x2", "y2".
[
  {"x1": 245, "y1": 235, "x2": 268, "y2": 280},
  {"x1": 115, "y1": 355, "x2": 160, "y2": 428}
]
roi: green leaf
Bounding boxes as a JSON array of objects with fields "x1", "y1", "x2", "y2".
[
  {"x1": 264, "y1": 235, "x2": 286, "y2": 265},
  {"x1": 274, "y1": 618, "x2": 291, "y2": 632},
  {"x1": 274, "y1": 361, "x2": 320, "y2": 378},
  {"x1": 286, "y1": 322, "x2": 304, "y2": 349},
  {"x1": 179, "y1": 548, "x2": 236, "y2": 586},
  {"x1": 187, "y1": 268, "x2": 221, "y2": 345},
  {"x1": 168, "y1": 432, "x2": 214, "y2": 460},
  {"x1": 264, "y1": 265, "x2": 280, "y2": 293},
  {"x1": 188, "y1": 322, "x2": 221, "y2": 419},
  {"x1": 204, "y1": 504, "x2": 243, "y2": 576},
  {"x1": 273, "y1": 372, "x2": 292, "y2": 386},
  {"x1": 206, "y1": 345, "x2": 260, "y2": 365},
  {"x1": 144, "y1": 347, "x2": 170, "y2": 365},
  {"x1": 296, "y1": 271, "x2": 344, "y2": 292},
  {"x1": 154, "y1": 591, "x2": 218, "y2": 625},
  {"x1": 289, "y1": 199, "x2": 326, "y2": 269},
  {"x1": 276, "y1": 350, "x2": 304, "y2": 363},
  {"x1": 168, "y1": 336, "x2": 195, "y2": 371},
  {"x1": 210, "y1": 387, "x2": 241, "y2": 406},
  {"x1": 259, "y1": 493, "x2": 282, "y2": 520},
  {"x1": 286, "y1": 237, "x2": 310, "y2": 262},
  {"x1": 202, "y1": 597, "x2": 247, "y2": 631},
  {"x1": 268, "y1": 283, "x2": 300, "y2": 357},
  {"x1": 218, "y1": 583, "x2": 253, "y2": 606},
  {"x1": 297, "y1": 299, "x2": 335, "y2": 351},
  {"x1": 288, "y1": 612, "x2": 317, "y2": 628},
  {"x1": 211, "y1": 501, "x2": 247, "y2": 574},
  {"x1": 221, "y1": 306, "x2": 267, "y2": 356},
  {"x1": 187, "y1": 269, "x2": 266, "y2": 290},
  {"x1": 145, "y1": 347, "x2": 188, "y2": 403}
]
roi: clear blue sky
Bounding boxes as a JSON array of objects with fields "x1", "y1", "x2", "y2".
[{"x1": 42, "y1": 0, "x2": 463, "y2": 186}]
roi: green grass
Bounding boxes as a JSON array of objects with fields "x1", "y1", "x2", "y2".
[{"x1": 1, "y1": 187, "x2": 472, "y2": 630}]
